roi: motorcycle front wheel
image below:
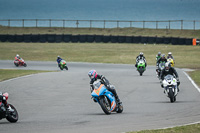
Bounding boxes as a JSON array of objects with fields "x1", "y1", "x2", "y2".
[
  {"x1": 168, "y1": 89, "x2": 175, "y2": 103},
  {"x1": 99, "y1": 96, "x2": 111, "y2": 115},
  {"x1": 6, "y1": 104, "x2": 18, "y2": 123}
]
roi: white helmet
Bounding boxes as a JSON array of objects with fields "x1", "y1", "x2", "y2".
[
  {"x1": 168, "y1": 52, "x2": 172, "y2": 55},
  {"x1": 165, "y1": 62, "x2": 171, "y2": 72}
]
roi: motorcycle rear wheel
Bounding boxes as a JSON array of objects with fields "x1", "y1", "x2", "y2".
[
  {"x1": 99, "y1": 96, "x2": 111, "y2": 115},
  {"x1": 6, "y1": 104, "x2": 18, "y2": 123}
]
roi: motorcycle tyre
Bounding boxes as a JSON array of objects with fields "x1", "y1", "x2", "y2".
[
  {"x1": 99, "y1": 96, "x2": 111, "y2": 115},
  {"x1": 65, "y1": 66, "x2": 68, "y2": 70},
  {"x1": 14, "y1": 63, "x2": 19, "y2": 67},
  {"x1": 168, "y1": 89, "x2": 175, "y2": 103},
  {"x1": 6, "y1": 104, "x2": 18, "y2": 123},
  {"x1": 23, "y1": 63, "x2": 27, "y2": 67}
]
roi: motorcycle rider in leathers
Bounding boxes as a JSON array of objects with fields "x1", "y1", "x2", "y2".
[
  {"x1": 88, "y1": 70, "x2": 121, "y2": 104},
  {"x1": 135, "y1": 52, "x2": 147, "y2": 67},
  {"x1": 160, "y1": 62, "x2": 180, "y2": 91},
  {"x1": 0, "y1": 92, "x2": 9, "y2": 109}
]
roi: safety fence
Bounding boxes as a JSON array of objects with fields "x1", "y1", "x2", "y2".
[
  {"x1": 0, "y1": 34, "x2": 193, "y2": 45},
  {"x1": 0, "y1": 19, "x2": 200, "y2": 30}
]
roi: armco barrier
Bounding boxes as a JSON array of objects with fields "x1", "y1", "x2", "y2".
[
  {"x1": 118, "y1": 36, "x2": 126, "y2": 43},
  {"x1": 31, "y1": 34, "x2": 39, "y2": 42},
  {"x1": 55, "y1": 34, "x2": 63, "y2": 43},
  {"x1": 0, "y1": 34, "x2": 195, "y2": 45},
  {"x1": 87, "y1": 35, "x2": 95, "y2": 43},
  {"x1": 0, "y1": 35, "x2": 7, "y2": 42},
  {"x1": 7, "y1": 35, "x2": 16, "y2": 42},
  {"x1": 141, "y1": 36, "x2": 148, "y2": 43},
  {"x1": 156, "y1": 37, "x2": 164, "y2": 44},
  {"x1": 71, "y1": 35, "x2": 79, "y2": 42},
  {"x1": 132, "y1": 36, "x2": 141, "y2": 43},
  {"x1": 79, "y1": 35, "x2": 87, "y2": 43},
  {"x1": 110, "y1": 36, "x2": 118, "y2": 43},
  {"x1": 24, "y1": 34, "x2": 32, "y2": 42},
  {"x1": 163, "y1": 37, "x2": 171, "y2": 44},
  {"x1": 15, "y1": 35, "x2": 24, "y2": 42},
  {"x1": 103, "y1": 35, "x2": 110, "y2": 43},
  {"x1": 47, "y1": 34, "x2": 55, "y2": 43},
  {"x1": 95, "y1": 35, "x2": 103, "y2": 43},
  {"x1": 125, "y1": 36, "x2": 132, "y2": 43},
  {"x1": 148, "y1": 37, "x2": 156, "y2": 44},
  {"x1": 39, "y1": 34, "x2": 47, "y2": 43},
  {"x1": 63, "y1": 34, "x2": 71, "y2": 42}
]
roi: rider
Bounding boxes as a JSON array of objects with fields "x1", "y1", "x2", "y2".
[
  {"x1": 15, "y1": 54, "x2": 21, "y2": 61},
  {"x1": 160, "y1": 62, "x2": 180, "y2": 91},
  {"x1": 156, "y1": 54, "x2": 167, "y2": 67},
  {"x1": 88, "y1": 70, "x2": 121, "y2": 104},
  {"x1": 156, "y1": 52, "x2": 162, "y2": 61},
  {"x1": 135, "y1": 52, "x2": 147, "y2": 67},
  {"x1": 167, "y1": 52, "x2": 174, "y2": 60},
  {"x1": 0, "y1": 92, "x2": 9, "y2": 109},
  {"x1": 57, "y1": 56, "x2": 63, "y2": 67}
]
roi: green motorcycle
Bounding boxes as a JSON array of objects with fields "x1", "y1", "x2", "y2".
[
  {"x1": 137, "y1": 59, "x2": 146, "y2": 76},
  {"x1": 59, "y1": 60, "x2": 68, "y2": 70}
]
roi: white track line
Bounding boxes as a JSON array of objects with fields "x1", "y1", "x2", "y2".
[{"x1": 183, "y1": 71, "x2": 200, "y2": 93}]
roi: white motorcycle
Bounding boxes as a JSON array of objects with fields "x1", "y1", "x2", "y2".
[{"x1": 162, "y1": 74, "x2": 178, "y2": 103}]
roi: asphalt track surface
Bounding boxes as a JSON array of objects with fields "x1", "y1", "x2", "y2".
[{"x1": 0, "y1": 60, "x2": 200, "y2": 133}]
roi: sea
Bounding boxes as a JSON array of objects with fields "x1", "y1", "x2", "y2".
[{"x1": 0, "y1": 0, "x2": 199, "y2": 29}]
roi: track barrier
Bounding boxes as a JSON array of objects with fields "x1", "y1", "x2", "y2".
[{"x1": 0, "y1": 34, "x2": 195, "y2": 45}]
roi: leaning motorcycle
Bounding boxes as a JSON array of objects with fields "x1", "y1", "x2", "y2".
[
  {"x1": 156, "y1": 62, "x2": 165, "y2": 79},
  {"x1": 137, "y1": 59, "x2": 146, "y2": 76},
  {"x1": 14, "y1": 58, "x2": 27, "y2": 67},
  {"x1": 91, "y1": 80, "x2": 123, "y2": 115},
  {"x1": 167, "y1": 58, "x2": 174, "y2": 67},
  {"x1": 0, "y1": 92, "x2": 19, "y2": 123},
  {"x1": 59, "y1": 60, "x2": 68, "y2": 70},
  {"x1": 162, "y1": 74, "x2": 178, "y2": 103}
]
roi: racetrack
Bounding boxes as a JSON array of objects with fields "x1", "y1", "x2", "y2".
[{"x1": 0, "y1": 60, "x2": 200, "y2": 133}]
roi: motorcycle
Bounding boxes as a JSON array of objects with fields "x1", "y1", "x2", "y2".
[
  {"x1": 156, "y1": 62, "x2": 165, "y2": 78},
  {"x1": 59, "y1": 60, "x2": 68, "y2": 70},
  {"x1": 136, "y1": 59, "x2": 146, "y2": 76},
  {"x1": 0, "y1": 92, "x2": 18, "y2": 123},
  {"x1": 167, "y1": 58, "x2": 175, "y2": 67},
  {"x1": 91, "y1": 80, "x2": 123, "y2": 115},
  {"x1": 14, "y1": 58, "x2": 27, "y2": 67},
  {"x1": 162, "y1": 74, "x2": 178, "y2": 103}
]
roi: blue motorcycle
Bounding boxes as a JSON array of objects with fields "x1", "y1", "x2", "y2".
[{"x1": 91, "y1": 80, "x2": 123, "y2": 115}]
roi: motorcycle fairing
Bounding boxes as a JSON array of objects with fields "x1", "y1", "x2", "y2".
[{"x1": 91, "y1": 84, "x2": 116, "y2": 112}]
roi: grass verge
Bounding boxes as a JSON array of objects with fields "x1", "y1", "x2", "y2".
[
  {"x1": 0, "y1": 69, "x2": 52, "y2": 82},
  {"x1": 128, "y1": 123, "x2": 200, "y2": 133},
  {"x1": 0, "y1": 26, "x2": 200, "y2": 38},
  {"x1": 0, "y1": 43, "x2": 200, "y2": 69},
  {"x1": 188, "y1": 70, "x2": 200, "y2": 87}
]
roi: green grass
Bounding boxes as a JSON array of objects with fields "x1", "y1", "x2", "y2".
[
  {"x1": 0, "y1": 42, "x2": 200, "y2": 69},
  {"x1": 0, "y1": 26, "x2": 200, "y2": 38},
  {"x1": 188, "y1": 70, "x2": 200, "y2": 87},
  {"x1": 128, "y1": 123, "x2": 200, "y2": 133},
  {"x1": 0, "y1": 69, "x2": 52, "y2": 82}
]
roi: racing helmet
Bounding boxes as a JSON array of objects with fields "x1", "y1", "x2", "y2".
[
  {"x1": 161, "y1": 54, "x2": 165, "y2": 59},
  {"x1": 16, "y1": 54, "x2": 20, "y2": 59},
  {"x1": 168, "y1": 52, "x2": 172, "y2": 56},
  {"x1": 88, "y1": 70, "x2": 97, "y2": 80},
  {"x1": 139, "y1": 52, "x2": 144, "y2": 57},
  {"x1": 165, "y1": 62, "x2": 171, "y2": 72},
  {"x1": 158, "y1": 52, "x2": 161, "y2": 56}
]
